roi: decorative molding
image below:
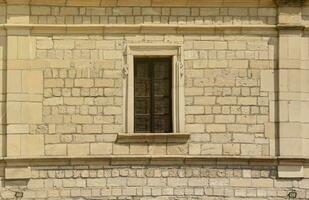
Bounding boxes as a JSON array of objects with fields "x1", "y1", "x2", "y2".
[
  {"x1": 177, "y1": 60, "x2": 184, "y2": 78},
  {"x1": 1, "y1": 155, "x2": 309, "y2": 167},
  {"x1": 2, "y1": 0, "x2": 276, "y2": 7},
  {"x1": 123, "y1": 43, "x2": 185, "y2": 134},
  {"x1": 277, "y1": 23, "x2": 305, "y2": 30},
  {"x1": 0, "y1": 24, "x2": 278, "y2": 35},
  {"x1": 122, "y1": 63, "x2": 129, "y2": 78},
  {"x1": 274, "y1": 0, "x2": 305, "y2": 6}
]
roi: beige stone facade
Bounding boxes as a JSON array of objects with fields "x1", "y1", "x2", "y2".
[{"x1": 0, "y1": 0, "x2": 309, "y2": 199}]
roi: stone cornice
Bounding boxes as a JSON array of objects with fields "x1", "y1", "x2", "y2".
[
  {"x1": 1, "y1": 0, "x2": 276, "y2": 7},
  {"x1": 1, "y1": 155, "x2": 309, "y2": 166},
  {"x1": 0, "y1": 24, "x2": 278, "y2": 35},
  {"x1": 274, "y1": 0, "x2": 305, "y2": 6}
]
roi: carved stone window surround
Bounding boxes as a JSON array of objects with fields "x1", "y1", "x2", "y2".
[{"x1": 121, "y1": 43, "x2": 186, "y2": 138}]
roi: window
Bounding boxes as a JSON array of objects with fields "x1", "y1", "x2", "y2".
[
  {"x1": 134, "y1": 58, "x2": 172, "y2": 133},
  {"x1": 123, "y1": 44, "x2": 185, "y2": 134}
]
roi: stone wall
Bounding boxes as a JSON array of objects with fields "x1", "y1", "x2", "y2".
[
  {"x1": 1, "y1": 161, "x2": 309, "y2": 199},
  {"x1": 0, "y1": 0, "x2": 309, "y2": 199},
  {"x1": 26, "y1": 6, "x2": 277, "y2": 25},
  {"x1": 29, "y1": 33, "x2": 275, "y2": 157}
]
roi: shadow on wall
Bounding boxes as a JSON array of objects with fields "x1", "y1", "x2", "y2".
[{"x1": 0, "y1": 33, "x2": 7, "y2": 157}]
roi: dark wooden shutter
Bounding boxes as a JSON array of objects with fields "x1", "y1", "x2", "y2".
[{"x1": 134, "y1": 58, "x2": 172, "y2": 133}]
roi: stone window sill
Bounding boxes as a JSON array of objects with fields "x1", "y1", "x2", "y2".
[{"x1": 116, "y1": 133, "x2": 190, "y2": 143}]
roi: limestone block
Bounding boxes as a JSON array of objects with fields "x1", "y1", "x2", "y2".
[
  {"x1": 171, "y1": 8, "x2": 190, "y2": 16},
  {"x1": 303, "y1": 139, "x2": 309, "y2": 157},
  {"x1": 64, "y1": 97, "x2": 83, "y2": 105},
  {"x1": 21, "y1": 102, "x2": 42, "y2": 123},
  {"x1": 7, "y1": 102, "x2": 22, "y2": 123},
  {"x1": 206, "y1": 124, "x2": 226, "y2": 132},
  {"x1": 7, "y1": 5, "x2": 29, "y2": 15},
  {"x1": 237, "y1": 97, "x2": 257, "y2": 105},
  {"x1": 75, "y1": 40, "x2": 95, "y2": 49},
  {"x1": 217, "y1": 97, "x2": 237, "y2": 105},
  {"x1": 241, "y1": 144, "x2": 262, "y2": 156},
  {"x1": 7, "y1": 135, "x2": 21, "y2": 156},
  {"x1": 7, "y1": 36, "x2": 17, "y2": 60},
  {"x1": 45, "y1": 144, "x2": 67, "y2": 156},
  {"x1": 304, "y1": 165, "x2": 309, "y2": 179},
  {"x1": 278, "y1": 7, "x2": 301, "y2": 24},
  {"x1": 301, "y1": 102, "x2": 309, "y2": 122},
  {"x1": 71, "y1": 115, "x2": 93, "y2": 124},
  {"x1": 258, "y1": 8, "x2": 276, "y2": 17},
  {"x1": 7, "y1": 70, "x2": 22, "y2": 93},
  {"x1": 280, "y1": 122, "x2": 302, "y2": 138},
  {"x1": 278, "y1": 165, "x2": 304, "y2": 178},
  {"x1": 112, "y1": 7, "x2": 133, "y2": 15},
  {"x1": 103, "y1": 51, "x2": 122, "y2": 59},
  {"x1": 228, "y1": 8, "x2": 248, "y2": 16},
  {"x1": 149, "y1": 144, "x2": 166, "y2": 155},
  {"x1": 17, "y1": 36, "x2": 31, "y2": 59},
  {"x1": 43, "y1": 97, "x2": 63, "y2": 105},
  {"x1": 5, "y1": 167, "x2": 31, "y2": 180},
  {"x1": 228, "y1": 60, "x2": 248, "y2": 69},
  {"x1": 22, "y1": 70, "x2": 43, "y2": 94},
  {"x1": 223, "y1": 144, "x2": 240, "y2": 155},
  {"x1": 279, "y1": 70, "x2": 288, "y2": 91},
  {"x1": 87, "y1": 178, "x2": 106, "y2": 187},
  {"x1": 54, "y1": 40, "x2": 74, "y2": 49},
  {"x1": 95, "y1": 79, "x2": 114, "y2": 87},
  {"x1": 20, "y1": 135, "x2": 44, "y2": 156},
  {"x1": 215, "y1": 115, "x2": 235, "y2": 123},
  {"x1": 200, "y1": 8, "x2": 219, "y2": 16},
  {"x1": 142, "y1": 7, "x2": 161, "y2": 15},
  {"x1": 280, "y1": 138, "x2": 303, "y2": 156},
  {"x1": 130, "y1": 144, "x2": 148, "y2": 155},
  {"x1": 7, "y1": 15, "x2": 30, "y2": 24},
  {"x1": 185, "y1": 106, "x2": 204, "y2": 114},
  {"x1": 301, "y1": 70, "x2": 309, "y2": 92},
  {"x1": 113, "y1": 144, "x2": 129, "y2": 154},
  {"x1": 90, "y1": 143, "x2": 113, "y2": 155},
  {"x1": 189, "y1": 143, "x2": 201, "y2": 155},
  {"x1": 288, "y1": 101, "x2": 300, "y2": 122},
  {"x1": 193, "y1": 41, "x2": 214, "y2": 50},
  {"x1": 265, "y1": 123, "x2": 276, "y2": 139},
  {"x1": 228, "y1": 41, "x2": 246, "y2": 50},
  {"x1": 201, "y1": 144, "x2": 222, "y2": 155},
  {"x1": 288, "y1": 70, "x2": 301, "y2": 92},
  {"x1": 167, "y1": 144, "x2": 188, "y2": 155},
  {"x1": 60, "y1": 7, "x2": 79, "y2": 15},
  {"x1": 68, "y1": 144, "x2": 89, "y2": 156},
  {"x1": 261, "y1": 70, "x2": 275, "y2": 91},
  {"x1": 273, "y1": 101, "x2": 288, "y2": 122},
  {"x1": 44, "y1": 79, "x2": 64, "y2": 87},
  {"x1": 36, "y1": 39, "x2": 53, "y2": 49},
  {"x1": 7, "y1": 124, "x2": 29, "y2": 134},
  {"x1": 96, "y1": 41, "x2": 115, "y2": 49},
  {"x1": 31, "y1": 6, "x2": 51, "y2": 15},
  {"x1": 74, "y1": 79, "x2": 94, "y2": 87}
]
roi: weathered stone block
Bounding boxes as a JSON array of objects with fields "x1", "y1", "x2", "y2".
[
  {"x1": 5, "y1": 167, "x2": 31, "y2": 180},
  {"x1": 20, "y1": 135, "x2": 44, "y2": 156}
]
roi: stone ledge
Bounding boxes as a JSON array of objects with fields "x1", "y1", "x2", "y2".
[
  {"x1": 5, "y1": 167, "x2": 31, "y2": 180},
  {"x1": 116, "y1": 133, "x2": 190, "y2": 143},
  {"x1": 0, "y1": 24, "x2": 278, "y2": 35},
  {"x1": 278, "y1": 165, "x2": 304, "y2": 178},
  {"x1": 277, "y1": 23, "x2": 305, "y2": 30},
  {"x1": 274, "y1": 0, "x2": 305, "y2": 7},
  {"x1": 3, "y1": 0, "x2": 276, "y2": 7}
]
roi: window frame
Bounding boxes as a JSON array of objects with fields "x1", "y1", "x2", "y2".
[
  {"x1": 134, "y1": 57, "x2": 173, "y2": 133},
  {"x1": 123, "y1": 43, "x2": 185, "y2": 134}
]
